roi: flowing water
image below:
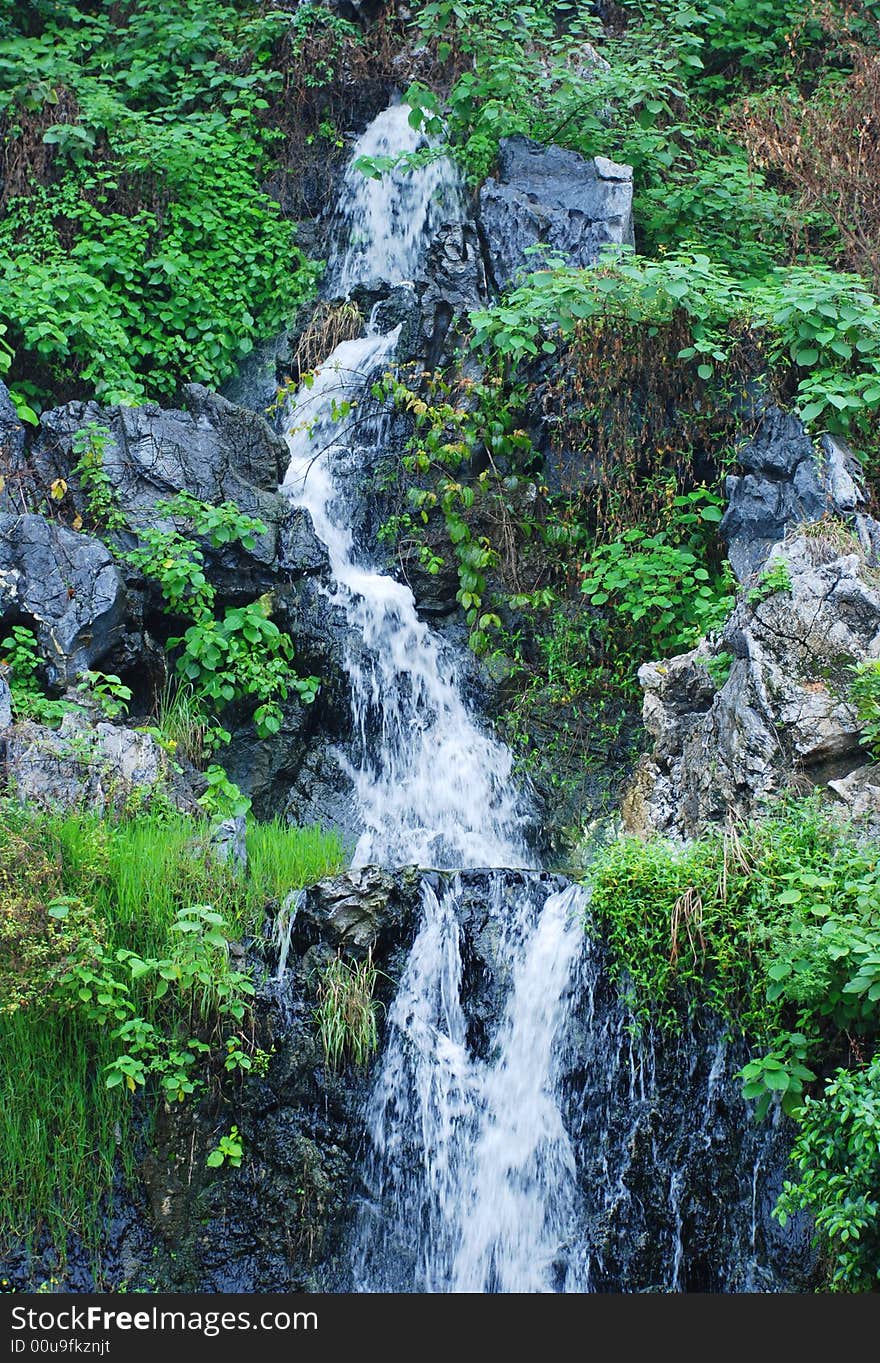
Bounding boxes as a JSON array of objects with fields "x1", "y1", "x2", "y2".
[{"x1": 279, "y1": 103, "x2": 810, "y2": 1294}]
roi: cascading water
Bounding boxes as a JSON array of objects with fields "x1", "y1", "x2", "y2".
[
  {"x1": 324, "y1": 103, "x2": 464, "y2": 297},
  {"x1": 279, "y1": 103, "x2": 812, "y2": 1294}
]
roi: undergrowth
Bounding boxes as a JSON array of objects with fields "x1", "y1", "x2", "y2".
[{"x1": 0, "y1": 800, "x2": 344, "y2": 1272}]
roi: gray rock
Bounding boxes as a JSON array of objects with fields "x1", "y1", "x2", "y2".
[
  {"x1": 0, "y1": 513, "x2": 127, "y2": 685},
  {"x1": 479, "y1": 136, "x2": 634, "y2": 292},
  {"x1": 295, "y1": 865, "x2": 421, "y2": 957},
  {"x1": 210, "y1": 815, "x2": 248, "y2": 871},
  {"x1": 3, "y1": 711, "x2": 198, "y2": 814},
  {"x1": 416, "y1": 220, "x2": 489, "y2": 367},
  {"x1": 0, "y1": 381, "x2": 27, "y2": 514},
  {"x1": 33, "y1": 386, "x2": 292, "y2": 583},
  {"x1": 827, "y1": 763, "x2": 880, "y2": 824},
  {"x1": 0, "y1": 671, "x2": 11, "y2": 729},
  {"x1": 624, "y1": 533, "x2": 880, "y2": 837},
  {"x1": 720, "y1": 406, "x2": 871, "y2": 581},
  {"x1": 0, "y1": 381, "x2": 24, "y2": 455}
]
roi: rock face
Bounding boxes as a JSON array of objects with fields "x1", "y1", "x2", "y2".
[
  {"x1": 0, "y1": 671, "x2": 11, "y2": 730},
  {"x1": 479, "y1": 136, "x2": 634, "y2": 291},
  {"x1": 0, "y1": 514, "x2": 127, "y2": 685},
  {"x1": 624, "y1": 533, "x2": 880, "y2": 837},
  {"x1": 720, "y1": 406, "x2": 869, "y2": 582},
  {"x1": 3, "y1": 711, "x2": 199, "y2": 815},
  {"x1": 33, "y1": 385, "x2": 291, "y2": 588},
  {"x1": 0, "y1": 381, "x2": 26, "y2": 513}
]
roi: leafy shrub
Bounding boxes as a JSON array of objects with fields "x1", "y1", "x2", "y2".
[
  {"x1": 0, "y1": 0, "x2": 319, "y2": 408},
  {"x1": 580, "y1": 524, "x2": 732, "y2": 660},
  {"x1": 850, "y1": 659, "x2": 880, "y2": 759},
  {"x1": 776, "y1": 1054, "x2": 880, "y2": 1292}
]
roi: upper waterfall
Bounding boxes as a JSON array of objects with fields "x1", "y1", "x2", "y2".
[
  {"x1": 324, "y1": 102, "x2": 463, "y2": 297},
  {"x1": 282, "y1": 108, "x2": 530, "y2": 870}
]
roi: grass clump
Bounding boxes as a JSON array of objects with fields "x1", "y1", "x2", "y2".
[
  {"x1": 314, "y1": 951, "x2": 381, "y2": 1070},
  {"x1": 0, "y1": 799, "x2": 345, "y2": 1275}
]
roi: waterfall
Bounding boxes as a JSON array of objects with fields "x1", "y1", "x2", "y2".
[
  {"x1": 349, "y1": 875, "x2": 589, "y2": 1293},
  {"x1": 324, "y1": 103, "x2": 464, "y2": 297},
  {"x1": 278, "y1": 103, "x2": 810, "y2": 1294}
]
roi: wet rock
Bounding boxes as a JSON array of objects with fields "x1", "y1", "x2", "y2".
[
  {"x1": 479, "y1": 136, "x2": 634, "y2": 292},
  {"x1": 0, "y1": 513, "x2": 127, "y2": 685},
  {"x1": 720, "y1": 406, "x2": 873, "y2": 581},
  {"x1": 295, "y1": 864, "x2": 423, "y2": 956},
  {"x1": 416, "y1": 219, "x2": 489, "y2": 367},
  {"x1": 625, "y1": 532, "x2": 880, "y2": 836},
  {"x1": 3, "y1": 710, "x2": 200, "y2": 814}
]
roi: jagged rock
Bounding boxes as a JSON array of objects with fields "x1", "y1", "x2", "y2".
[
  {"x1": 624, "y1": 533, "x2": 880, "y2": 837},
  {"x1": 0, "y1": 381, "x2": 26, "y2": 513},
  {"x1": 32, "y1": 385, "x2": 292, "y2": 588},
  {"x1": 828, "y1": 763, "x2": 880, "y2": 824},
  {"x1": 416, "y1": 219, "x2": 489, "y2": 367},
  {"x1": 209, "y1": 815, "x2": 248, "y2": 870},
  {"x1": 720, "y1": 406, "x2": 872, "y2": 581},
  {"x1": 294, "y1": 864, "x2": 422, "y2": 956},
  {"x1": 478, "y1": 136, "x2": 634, "y2": 292},
  {"x1": 0, "y1": 513, "x2": 127, "y2": 685},
  {"x1": 3, "y1": 711, "x2": 199, "y2": 814}
]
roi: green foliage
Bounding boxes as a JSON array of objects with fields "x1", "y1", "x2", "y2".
[
  {"x1": 0, "y1": 0, "x2": 318, "y2": 407},
  {"x1": 113, "y1": 492, "x2": 320, "y2": 746},
  {"x1": 738, "y1": 1033, "x2": 817, "y2": 1121},
  {"x1": 747, "y1": 555, "x2": 793, "y2": 604},
  {"x1": 580, "y1": 520, "x2": 733, "y2": 661},
  {"x1": 76, "y1": 670, "x2": 132, "y2": 720},
  {"x1": 0, "y1": 625, "x2": 70, "y2": 725},
  {"x1": 172, "y1": 599, "x2": 315, "y2": 741},
  {"x1": 206, "y1": 1125, "x2": 243, "y2": 1170},
  {"x1": 587, "y1": 797, "x2": 880, "y2": 1289},
  {"x1": 704, "y1": 649, "x2": 733, "y2": 690},
  {"x1": 0, "y1": 624, "x2": 129, "y2": 726},
  {"x1": 776, "y1": 1054, "x2": 880, "y2": 1292},
  {"x1": 377, "y1": 369, "x2": 537, "y2": 652},
  {"x1": 314, "y1": 951, "x2": 381, "y2": 1070},
  {"x1": 197, "y1": 764, "x2": 251, "y2": 821},
  {"x1": 850, "y1": 659, "x2": 880, "y2": 760},
  {"x1": 71, "y1": 422, "x2": 125, "y2": 530},
  {"x1": 470, "y1": 250, "x2": 880, "y2": 440}
]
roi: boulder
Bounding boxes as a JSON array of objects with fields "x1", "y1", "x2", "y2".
[
  {"x1": 3, "y1": 711, "x2": 199, "y2": 814},
  {"x1": 479, "y1": 137, "x2": 634, "y2": 292},
  {"x1": 720, "y1": 406, "x2": 872, "y2": 581},
  {"x1": 624, "y1": 533, "x2": 880, "y2": 837},
  {"x1": 294, "y1": 865, "x2": 422, "y2": 957},
  {"x1": 32, "y1": 386, "x2": 293, "y2": 588},
  {"x1": 0, "y1": 513, "x2": 127, "y2": 685}
]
